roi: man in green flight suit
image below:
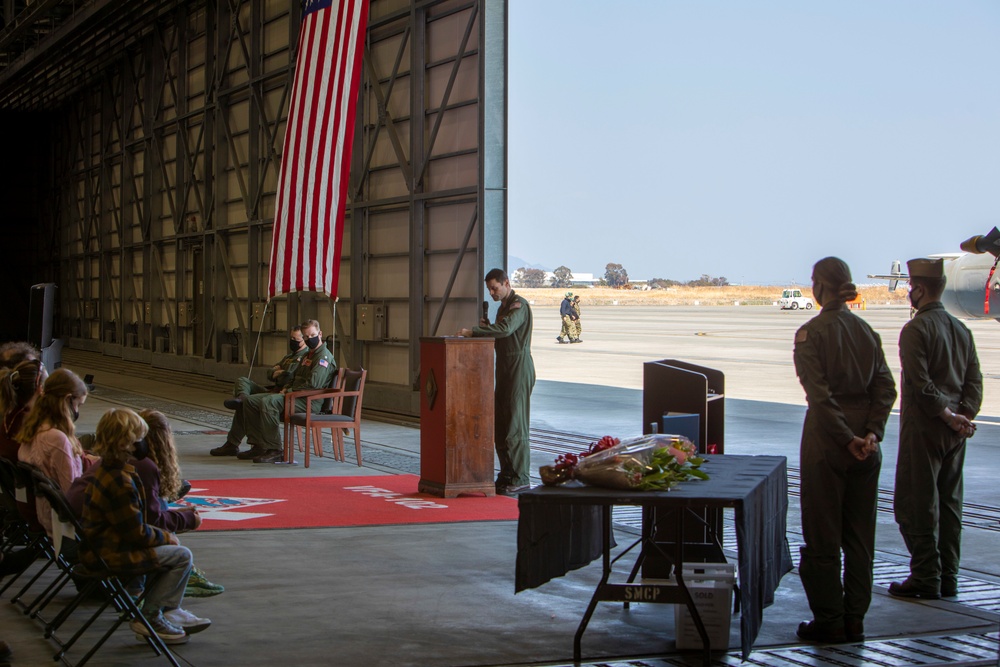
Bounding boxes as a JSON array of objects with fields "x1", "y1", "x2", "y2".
[
  {"x1": 458, "y1": 268, "x2": 535, "y2": 495},
  {"x1": 210, "y1": 326, "x2": 308, "y2": 458},
  {"x1": 890, "y1": 257, "x2": 982, "y2": 600},
  {"x1": 241, "y1": 319, "x2": 337, "y2": 464}
]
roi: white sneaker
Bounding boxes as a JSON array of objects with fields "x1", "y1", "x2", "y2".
[
  {"x1": 163, "y1": 607, "x2": 212, "y2": 634},
  {"x1": 130, "y1": 613, "x2": 189, "y2": 644}
]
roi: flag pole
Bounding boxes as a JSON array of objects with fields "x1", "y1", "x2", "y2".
[
  {"x1": 248, "y1": 300, "x2": 270, "y2": 375},
  {"x1": 330, "y1": 296, "x2": 339, "y2": 361}
]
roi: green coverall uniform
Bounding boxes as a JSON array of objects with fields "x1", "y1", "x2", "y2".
[
  {"x1": 793, "y1": 301, "x2": 896, "y2": 629},
  {"x1": 227, "y1": 347, "x2": 308, "y2": 447},
  {"x1": 895, "y1": 300, "x2": 982, "y2": 595},
  {"x1": 473, "y1": 289, "x2": 535, "y2": 487},
  {"x1": 571, "y1": 299, "x2": 582, "y2": 339},
  {"x1": 244, "y1": 344, "x2": 337, "y2": 453}
]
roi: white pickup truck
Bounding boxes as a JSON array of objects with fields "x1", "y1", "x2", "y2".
[{"x1": 777, "y1": 289, "x2": 814, "y2": 310}]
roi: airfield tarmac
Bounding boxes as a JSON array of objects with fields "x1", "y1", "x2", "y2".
[{"x1": 527, "y1": 302, "x2": 1000, "y2": 416}]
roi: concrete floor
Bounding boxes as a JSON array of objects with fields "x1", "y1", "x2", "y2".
[{"x1": 2, "y1": 304, "x2": 999, "y2": 666}]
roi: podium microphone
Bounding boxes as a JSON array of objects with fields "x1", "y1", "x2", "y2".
[{"x1": 482, "y1": 300, "x2": 490, "y2": 325}]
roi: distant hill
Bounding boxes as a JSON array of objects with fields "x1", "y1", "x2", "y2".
[{"x1": 508, "y1": 255, "x2": 550, "y2": 272}]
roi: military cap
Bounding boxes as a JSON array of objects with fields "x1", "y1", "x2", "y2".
[{"x1": 907, "y1": 258, "x2": 944, "y2": 279}]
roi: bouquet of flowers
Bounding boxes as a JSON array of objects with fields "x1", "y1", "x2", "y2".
[{"x1": 540, "y1": 434, "x2": 709, "y2": 491}]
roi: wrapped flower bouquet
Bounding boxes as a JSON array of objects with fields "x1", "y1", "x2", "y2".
[{"x1": 540, "y1": 434, "x2": 709, "y2": 491}]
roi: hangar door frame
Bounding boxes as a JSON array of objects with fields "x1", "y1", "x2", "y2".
[{"x1": 36, "y1": 0, "x2": 506, "y2": 418}]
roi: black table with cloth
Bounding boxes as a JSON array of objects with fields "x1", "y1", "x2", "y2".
[{"x1": 516, "y1": 454, "x2": 792, "y2": 661}]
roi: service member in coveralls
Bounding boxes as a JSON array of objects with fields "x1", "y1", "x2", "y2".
[
  {"x1": 793, "y1": 257, "x2": 896, "y2": 644},
  {"x1": 211, "y1": 326, "x2": 308, "y2": 459},
  {"x1": 458, "y1": 268, "x2": 535, "y2": 495},
  {"x1": 890, "y1": 257, "x2": 982, "y2": 600},
  {"x1": 237, "y1": 319, "x2": 337, "y2": 463}
]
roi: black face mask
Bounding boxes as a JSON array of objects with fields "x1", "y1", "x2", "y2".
[
  {"x1": 305, "y1": 335, "x2": 321, "y2": 350},
  {"x1": 133, "y1": 437, "x2": 149, "y2": 460},
  {"x1": 71, "y1": 408, "x2": 79, "y2": 422},
  {"x1": 290, "y1": 339, "x2": 303, "y2": 353}
]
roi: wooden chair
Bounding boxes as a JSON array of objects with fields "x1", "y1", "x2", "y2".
[
  {"x1": 286, "y1": 368, "x2": 366, "y2": 468},
  {"x1": 281, "y1": 370, "x2": 342, "y2": 465}
]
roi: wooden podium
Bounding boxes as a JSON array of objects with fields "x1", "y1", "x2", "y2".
[{"x1": 418, "y1": 337, "x2": 496, "y2": 497}]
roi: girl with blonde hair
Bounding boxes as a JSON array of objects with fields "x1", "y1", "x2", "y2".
[
  {"x1": 81, "y1": 408, "x2": 211, "y2": 645},
  {"x1": 137, "y1": 409, "x2": 224, "y2": 598}
]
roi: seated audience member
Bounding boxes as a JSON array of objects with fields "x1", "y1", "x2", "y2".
[
  {"x1": 210, "y1": 325, "x2": 308, "y2": 458},
  {"x1": 0, "y1": 341, "x2": 42, "y2": 368},
  {"x1": 17, "y1": 368, "x2": 92, "y2": 555},
  {"x1": 0, "y1": 358, "x2": 47, "y2": 575},
  {"x1": 82, "y1": 408, "x2": 210, "y2": 644},
  {"x1": 138, "y1": 409, "x2": 224, "y2": 597},
  {"x1": 211, "y1": 319, "x2": 337, "y2": 463},
  {"x1": 1, "y1": 358, "x2": 45, "y2": 462}
]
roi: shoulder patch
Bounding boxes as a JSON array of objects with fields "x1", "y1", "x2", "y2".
[
  {"x1": 795, "y1": 329, "x2": 808, "y2": 344},
  {"x1": 318, "y1": 358, "x2": 329, "y2": 368},
  {"x1": 509, "y1": 301, "x2": 521, "y2": 310}
]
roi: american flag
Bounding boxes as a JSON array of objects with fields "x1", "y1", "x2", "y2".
[{"x1": 267, "y1": 0, "x2": 369, "y2": 299}]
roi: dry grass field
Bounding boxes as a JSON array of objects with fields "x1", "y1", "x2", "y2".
[{"x1": 517, "y1": 285, "x2": 909, "y2": 307}]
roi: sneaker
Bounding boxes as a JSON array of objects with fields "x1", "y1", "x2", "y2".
[
  {"x1": 185, "y1": 567, "x2": 225, "y2": 598},
  {"x1": 130, "y1": 613, "x2": 189, "y2": 644},
  {"x1": 163, "y1": 607, "x2": 212, "y2": 634}
]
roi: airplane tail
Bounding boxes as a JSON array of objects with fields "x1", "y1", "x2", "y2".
[{"x1": 889, "y1": 260, "x2": 901, "y2": 292}]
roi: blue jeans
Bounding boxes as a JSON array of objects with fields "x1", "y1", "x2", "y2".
[{"x1": 144, "y1": 545, "x2": 193, "y2": 616}]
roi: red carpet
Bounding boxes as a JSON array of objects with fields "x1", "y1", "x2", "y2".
[{"x1": 173, "y1": 475, "x2": 518, "y2": 531}]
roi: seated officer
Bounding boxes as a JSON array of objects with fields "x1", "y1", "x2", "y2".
[
  {"x1": 210, "y1": 326, "x2": 307, "y2": 458},
  {"x1": 213, "y1": 319, "x2": 337, "y2": 463}
]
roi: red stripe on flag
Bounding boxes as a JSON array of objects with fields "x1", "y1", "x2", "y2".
[{"x1": 268, "y1": 0, "x2": 369, "y2": 299}]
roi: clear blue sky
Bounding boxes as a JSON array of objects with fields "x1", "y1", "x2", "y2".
[{"x1": 508, "y1": 1, "x2": 1000, "y2": 285}]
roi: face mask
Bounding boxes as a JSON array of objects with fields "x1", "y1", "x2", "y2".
[
  {"x1": 71, "y1": 409, "x2": 79, "y2": 422},
  {"x1": 305, "y1": 335, "x2": 321, "y2": 350},
  {"x1": 290, "y1": 339, "x2": 303, "y2": 353},
  {"x1": 908, "y1": 287, "x2": 922, "y2": 309},
  {"x1": 133, "y1": 437, "x2": 149, "y2": 460}
]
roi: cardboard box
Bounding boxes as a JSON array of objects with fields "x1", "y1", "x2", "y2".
[{"x1": 674, "y1": 562, "x2": 735, "y2": 650}]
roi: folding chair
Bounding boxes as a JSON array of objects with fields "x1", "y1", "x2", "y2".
[
  {"x1": 7, "y1": 462, "x2": 68, "y2": 613},
  {"x1": 28, "y1": 466, "x2": 181, "y2": 667},
  {"x1": 0, "y1": 457, "x2": 48, "y2": 597}
]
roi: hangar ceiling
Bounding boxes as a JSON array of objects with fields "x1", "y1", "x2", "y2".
[{"x1": 0, "y1": 0, "x2": 507, "y2": 418}]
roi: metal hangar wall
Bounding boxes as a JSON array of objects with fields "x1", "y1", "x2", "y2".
[{"x1": 0, "y1": 0, "x2": 508, "y2": 418}]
